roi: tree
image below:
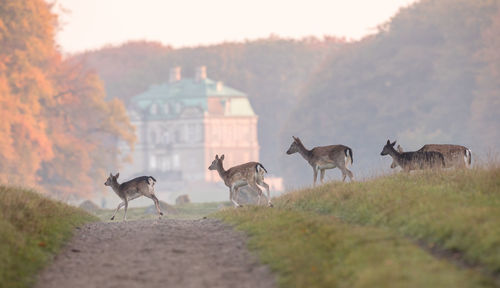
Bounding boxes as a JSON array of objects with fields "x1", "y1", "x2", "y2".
[{"x1": 0, "y1": 0, "x2": 135, "y2": 199}]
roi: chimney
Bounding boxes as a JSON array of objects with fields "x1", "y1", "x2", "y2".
[
  {"x1": 195, "y1": 66, "x2": 207, "y2": 81},
  {"x1": 169, "y1": 67, "x2": 181, "y2": 82},
  {"x1": 216, "y1": 81, "x2": 223, "y2": 92}
]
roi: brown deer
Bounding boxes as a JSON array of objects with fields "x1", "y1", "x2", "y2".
[
  {"x1": 381, "y1": 140, "x2": 445, "y2": 172},
  {"x1": 286, "y1": 136, "x2": 354, "y2": 185},
  {"x1": 208, "y1": 154, "x2": 272, "y2": 207},
  {"x1": 390, "y1": 145, "x2": 404, "y2": 169},
  {"x1": 104, "y1": 173, "x2": 163, "y2": 221},
  {"x1": 391, "y1": 144, "x2": 471, "y2": 169}
]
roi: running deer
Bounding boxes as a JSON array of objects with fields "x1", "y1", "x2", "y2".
[
  {"x1": 104, "y1": 173, "x2": 163, "y2": 221},
  {"x1": 391, "y1": 144, "x2": 472, "y2": 169},
  {"x1": 208, "y1": 154, "x2": 273, "y2": 207},
  {"x1": 286, "y1": 136, "x2": 354, "y2": 185},
  {"x1": 381, "y1": 140, "x2": 445, "y2": 172}
]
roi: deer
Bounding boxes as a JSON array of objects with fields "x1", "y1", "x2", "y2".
[
  {"x1": 390, "y1": 145, "x2": 404, "y2": 169},
  {"x1": 208, "y1": 154, "x2": 273, "y2": 208},
  {"x1": 381, "y1": 140, "x2": 445, "y2": 172},
  {"x1": 286, "y1": 136, "x2": 354, "y2": 186},
  {"x1": 104, "y1": 173, "x2": 163, "y2": 221},
  {"x1": 391, "y1": 144, "x2": 472, "y2": 169}
]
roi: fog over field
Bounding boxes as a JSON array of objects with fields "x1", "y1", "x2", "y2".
[
  {"x1": 77, "y1": 0, "x2": 500, "y2": 188},
  {"x1": 0, "y1": 0, "x2": 498, "y2": 201}
]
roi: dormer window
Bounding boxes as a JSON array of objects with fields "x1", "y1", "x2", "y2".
[{"x1": 150, "y1": 103, "x2": 158, "y2": 115}]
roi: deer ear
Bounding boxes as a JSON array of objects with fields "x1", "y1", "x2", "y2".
[
  {"x1": 215, "y1": 154, "x2": 219, "y2": 160},
  {"x1": 220, "y1": 154, "x2": 225, "y2": 160},
  {"x1": 391, "y1": 141, "x2": 396, "y2": 147},
  {"x1": 397, "y1": 145, "x2": 403, "y2": 153},
  {"x1": 109, "y1": 173, "x2": 113, "y2": 177},
  {"x1": 386, "y1": 140, "x2": 390, "y2": 145},
  {"x1": 292, "y1": 136, "x2": 297, "y2": 141},
  {"x1": 115, "y1": 173, "x2": 120, "y2": 179}
]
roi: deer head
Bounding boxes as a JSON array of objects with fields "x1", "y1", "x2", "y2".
[
  {"x1": 381, "y1": 140, "x2": 397, "y2": 156},
  {"x1": 208, "y1": 154, "x2": 224, "y2": 170},
  {"x1": 286, "y1": 136, "x2": 302, "y2": 155},
  {"x1": 104, "y1": 172, "x2": 119, "y2": 186}
]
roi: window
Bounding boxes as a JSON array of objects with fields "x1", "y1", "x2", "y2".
[
  {"x1": 149, "y1": 155, "x2": 157, "y2": 170},
  {"x1": 173, "y1": 154, "x2": 180, "y2": 169},
  {"x1": 150, "y1": 103, "x2": 158, "y2": 115},
  {"x1": 163, "y1": 131, "x2": 170, "y2": 144},
  {"x1": 187, "y1": 123, "x2": 202, "y2": 143},
  {"x1": 150, "y1": 132, "x2": 157, "y2": 144},
  {"x1": 161, "y1": 157, "x2": 168, "y2": 171}
]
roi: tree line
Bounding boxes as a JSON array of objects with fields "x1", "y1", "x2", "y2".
[{"x1": 78, "y1": 0, "x2": 499, "y2": 187}]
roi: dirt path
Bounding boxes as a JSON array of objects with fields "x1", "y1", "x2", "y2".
[{"x1": 36, "y1": 218, "x2": 275, "y2": 288}]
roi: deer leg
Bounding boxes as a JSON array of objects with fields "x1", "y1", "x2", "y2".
[
  {"x1": 249, "y1": 182, "x2": 264, "y2": 206},
  {"x1": 111, "y1": 201, "x2": 125, "y2": 220},
  {"x1": 313, "y1": 167, "x2": 318, "y2": 186},
  {"x1": 257, "y1": 179, "x2": 273, "y2": 207},
  {"x1": 339, "y1": 165, "x2": 354, "y2": 182},
  {"x1": 320, "y1": 169, "x2": 326, "y2": 184},
  {"x1": 229, "y1": 187, "x2": 235, "y2": 206},
  {"x1": 123, "y1": 198, "x2": 129, "y2": 221},
  {"x1": 235, "y1": 184, "x2": 248, "y2": 207},
  {"x1": 230, "y1": 185, "x2": 243, "y2": 207},
  {"x1": 146, "y1": 194, "x2": 163, "y2": 217},
  {"x1": 347, "y1": 168, "x2": 354, "y2": 181}
]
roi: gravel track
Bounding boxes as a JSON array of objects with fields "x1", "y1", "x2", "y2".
[{"x1": 36, "y1": 218, "x2": 275, "y2": 288}]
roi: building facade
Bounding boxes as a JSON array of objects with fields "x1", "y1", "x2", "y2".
[{"x1": 122, "y1": 66, "x2": 260, "y2": 183}]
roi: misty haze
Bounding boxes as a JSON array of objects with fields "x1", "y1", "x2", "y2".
[{"x1": 1, "y1": 0, "x2": 499, "y2": 287}]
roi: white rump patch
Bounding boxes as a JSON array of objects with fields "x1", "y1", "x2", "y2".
[
  {"x1": 147, "y1": 177, "x2": 156, "y2": 193},
  {"x1": 345, "y1": 155, "x2": 351, "y2": 168},
  {"x1": 465, "y1": 149, "x2": 472, "y2": 168}
]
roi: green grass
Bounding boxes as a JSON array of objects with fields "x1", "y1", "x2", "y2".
[
  {"x1": 278, "y1": 168, "x2": 500, "y2": 274},
  {"x1": 215, "y1": 167, "x2": 500, "y2": 288},
  {"x1": 0, "y1": 186, "x2": 98, "y2": 288},
  {"x1": 93, "y1": 201, "x2": 231, "y2": 221}
]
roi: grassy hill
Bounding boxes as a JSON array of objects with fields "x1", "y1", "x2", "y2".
[
  {"x1": 0, "y1": 186, "x2": 98, "y2": 288},
  {"x1": 215, "y1": 166, "x2": 500, "y2": 288}
]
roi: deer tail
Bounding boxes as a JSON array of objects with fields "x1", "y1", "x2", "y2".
[
  {"x1": 148, "y1": 176, "x2": 157, "y2": 186},
  {"x1": 465, "y1": 148, "x2": 472, "y2": 168},
  {"x1": 345, "y1": 147, "x2": 353, "y2": 166},
  {"x1": 256, "y1": 163, "x2": 268, "y2": 174}
]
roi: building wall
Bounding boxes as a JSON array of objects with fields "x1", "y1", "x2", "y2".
[
  {"x1": 204, "y1": 115, "x2": 259, "y2": 182},
  {"x1": 122, "y1": 116, "x2": 206, "y2": 181}
]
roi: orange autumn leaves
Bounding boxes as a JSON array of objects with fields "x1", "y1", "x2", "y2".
[{"x1": 0, "y1": 0, "x2": 135, "y2": 199}]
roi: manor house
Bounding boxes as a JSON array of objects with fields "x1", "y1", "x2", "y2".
[{"x1": 122, "y1": 66, "x2": 261, "y2": 183}]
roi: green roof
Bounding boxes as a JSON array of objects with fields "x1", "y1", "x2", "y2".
[
  {"x1": 129, "y1": 78, "x2": 255, "y2": 119},
  {"x1": 226, "y1": 98, "x2": 255, "y2": 116}
]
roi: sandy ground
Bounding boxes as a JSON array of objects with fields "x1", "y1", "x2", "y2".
[{"x1": 36, "y1": 218, "x2": 275, "y2": 288}]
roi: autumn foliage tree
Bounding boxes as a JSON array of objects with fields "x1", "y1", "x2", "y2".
[{"x1": 0, "y1": 0, "x2": 135, "y2": 199}]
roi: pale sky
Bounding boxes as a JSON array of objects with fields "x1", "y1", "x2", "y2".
[{"x1": 55, "y1": 0, "x2": 418, "y2": 54}]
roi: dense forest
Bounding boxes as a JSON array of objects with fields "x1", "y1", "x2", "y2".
[
  {"x1": 77, "y1": 0, "x2": 500, "y2": 187},
  {"x1": 282, "y1": 0, "x2": 500, "y2": 184},
  {"x1": 0, "y1": 0, "x2": 135, "y2": 199}
]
